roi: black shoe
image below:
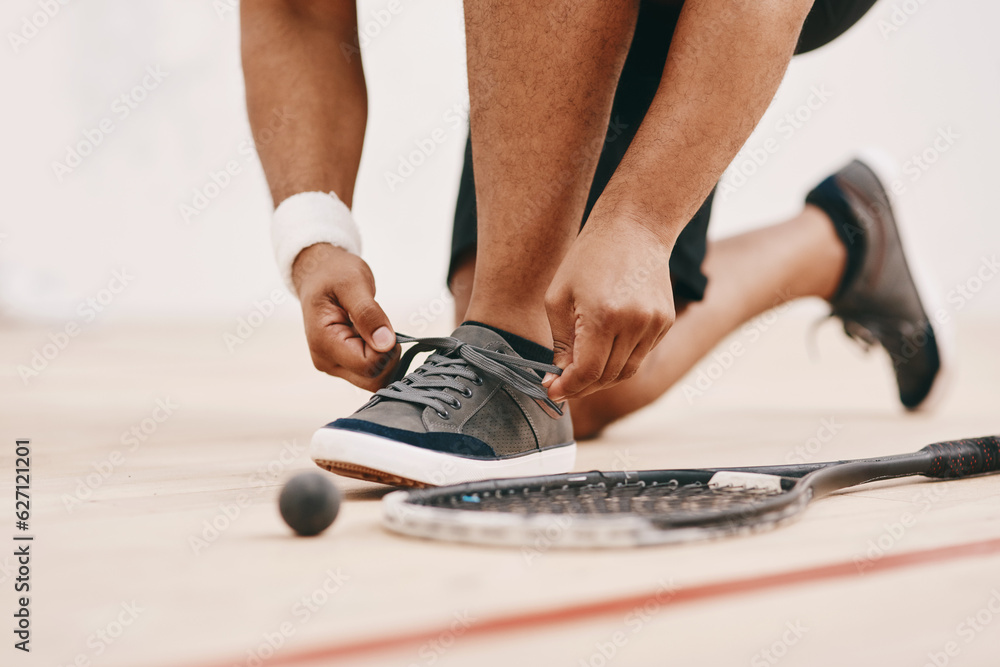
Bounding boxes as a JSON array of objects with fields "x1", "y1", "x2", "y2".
[{"x1": 806, "y1": 150, "x2": 952, "y2": 410}]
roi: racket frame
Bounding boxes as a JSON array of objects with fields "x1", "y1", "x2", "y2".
[{"x1": 382, "y1": 451, "x2": 936, "y2": 548}]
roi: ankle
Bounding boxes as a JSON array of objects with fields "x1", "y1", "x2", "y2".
[
  {"x1": 804, "y1": 174, "x2": 866, "y2": 300},
  {"x1": 800, "y1": 205, "x2": 848, "y2": 301},
  {"x1": 462, "y1": 306, "x2": 553, "y2": 349}
]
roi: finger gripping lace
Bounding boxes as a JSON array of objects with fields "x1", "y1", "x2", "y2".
[{"x1": 373, "y1": 334, "x2": 563, "y2": 417}]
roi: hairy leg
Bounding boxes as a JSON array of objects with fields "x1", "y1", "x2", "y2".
[{"x1": 461, "y1": 0, "x2": 639, "y2": 345}]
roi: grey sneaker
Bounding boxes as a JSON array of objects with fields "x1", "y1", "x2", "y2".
[
  {"x1": 806, "y1": 151, "x2": 952, "y2": 410},
  {"x1": 311, "y1": 323, "x2": 576, "y2": 487}
]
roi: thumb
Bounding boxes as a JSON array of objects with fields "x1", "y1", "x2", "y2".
[
  {"x1": 544, "y1": 292, "x2": 576, "y2": 387},
  {"x1": 337, "y1": 280, "x2": 396, "y2": 352}
]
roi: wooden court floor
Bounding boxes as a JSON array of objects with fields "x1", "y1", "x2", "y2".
[{"x1": 3, "y1": 309, "x2": 999, "y2": 666}]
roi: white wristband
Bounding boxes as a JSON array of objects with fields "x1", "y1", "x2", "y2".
[{"x1": 271, "y1": 191, "x2": 362, "y2": 295}]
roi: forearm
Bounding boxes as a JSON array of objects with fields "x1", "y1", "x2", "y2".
[
  {"x1": 241, "y1": 0, "x2": 367, "y2": 207},
  {"x1": 592, "y1": 0, "x2": 814, "y2": 244}
]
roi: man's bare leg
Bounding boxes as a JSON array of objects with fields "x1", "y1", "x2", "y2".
[
  {"x1": 452, "y1": 204, "x2": 846, "y2": 437},
  {"x1": 461, "y1": 0, "x2": 638, "y2": 346}
]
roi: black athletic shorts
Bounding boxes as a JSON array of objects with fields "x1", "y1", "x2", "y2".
[{"x1": 449, "y1": 0, "x2": 879, "y2": 302}]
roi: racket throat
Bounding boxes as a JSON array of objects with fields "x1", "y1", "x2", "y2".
[{"x1": 805, "y1": 452, "x2": 933, "y2": 498}]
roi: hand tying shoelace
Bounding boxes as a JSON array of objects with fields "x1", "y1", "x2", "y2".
[
  {"x1": 311, "y1": 323, "x2": 578, "y2": 487},
  {"x1": 373, "y1": 334, "x2": 564, "y2": 418}
]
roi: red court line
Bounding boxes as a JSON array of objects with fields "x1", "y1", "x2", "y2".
[{"x1": 190, "y1": 536, "x2": 1000, "y2": 667}]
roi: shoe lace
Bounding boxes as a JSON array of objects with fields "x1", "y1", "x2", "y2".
[
  {"x1": 372, "y1": 334, "x2": 564, "y2": 419},
  {"x1": 808, "y1": 310, "x2": 907, "y2": 359},
  {"x1": 842, "y1": 319, "x2": 880, "y2": 350}
]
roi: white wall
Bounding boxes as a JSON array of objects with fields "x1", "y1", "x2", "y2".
[{"x1": 1, "y1": 0, "x2": 997, "y2": 327}]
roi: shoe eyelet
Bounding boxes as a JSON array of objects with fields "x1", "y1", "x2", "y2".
[
  {"x1": 451, "y1": 399, "x2": 462, "y2": 409},
  {"x1": 461, "y1": 387, "x2": 473, "y2": 398},
  {"x1": 472, "y1": 375, "x2": 484, "y2": 386},
  {"x1": 436, "y1": 410, "x2": 451, "y2": 420}
]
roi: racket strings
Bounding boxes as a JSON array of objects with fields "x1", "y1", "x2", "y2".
[{"x1": 427, "y1": 482, "x2": 785, "y2": 517}]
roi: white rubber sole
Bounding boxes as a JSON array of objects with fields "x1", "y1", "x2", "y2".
[
  {"x1": 311, "y1": 427, "x2": 577, "y2": 487},
  {"x1": 856, "y1": 147, "x2": 955, "y2": 412}
]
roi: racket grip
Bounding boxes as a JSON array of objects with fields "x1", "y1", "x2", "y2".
[{"x1": 922, "y1": 436, "x2": 1000, "y2": 479}]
